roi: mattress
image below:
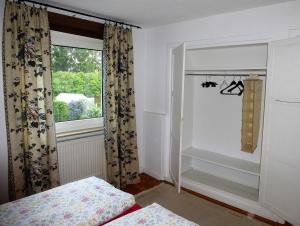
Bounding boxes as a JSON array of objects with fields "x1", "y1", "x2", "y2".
[
  {"x1": 0, "y1": 177, "x2": 135, "y2": 226},
  {"x1": 104, "y1": 203, "x2": 199, "y2": 226}
]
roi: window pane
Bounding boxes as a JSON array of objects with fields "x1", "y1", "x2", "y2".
[{"x1": 51, "y1": 45, "x2": 102, "y2": 122}]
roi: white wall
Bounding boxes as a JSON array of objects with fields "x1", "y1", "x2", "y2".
[
  {"x1": 132, "y1": 29, "x2": 147, "y2": 172},
  {"x1": 141, "y1": 1, "x2": 300, "y2": 180},
  {"x1": 0, "y1": 0, "x2": 9, "y2": 204}
]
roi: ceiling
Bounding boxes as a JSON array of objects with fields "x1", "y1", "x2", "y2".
[{"x1": 45, "y1": 0, "x2": 293, "y2": 28}]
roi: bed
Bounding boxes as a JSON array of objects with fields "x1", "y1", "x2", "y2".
[
  {"x1": 100, "y1": 203, "x2": 142, "y2": 225},
  {"x1": 105, "y1": 203, "x2": 199, "y2": 226},
  {"x1": 0, "y1": 177, "x2": 198, "y2": 226},
  {"x1": 0, "y1": 177, "x2": 136, "y2": 226}
]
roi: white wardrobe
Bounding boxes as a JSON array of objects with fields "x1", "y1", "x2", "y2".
[{"x1": 170, "y1": 38, "x2": 300, "y2": 225}]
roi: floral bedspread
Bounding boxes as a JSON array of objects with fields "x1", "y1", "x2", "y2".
[
  {"x1": 0, "y1": 177, "x2": 135, "y2": 226},
  {"x1": 105, "y1": 203, "x2": 199, "y2": 226}
]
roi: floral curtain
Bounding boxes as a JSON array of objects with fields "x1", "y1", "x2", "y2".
[
  {"x1": 3, "y1": 1, "x2": 59, "y2": 200},
  {"x1": 103, "y1": 24, "x2": 140, "y2": 188}
]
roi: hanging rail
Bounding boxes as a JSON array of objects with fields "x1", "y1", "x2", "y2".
[
  {"x1": 185, "y1": 74, "x2": 266, "y2": 77},
  {"x1": 17, "y1": 0, "x2": 142, "y2": 29},
  {"x1": 185, "y1": 69, "x2": 267, "y2": 77}
]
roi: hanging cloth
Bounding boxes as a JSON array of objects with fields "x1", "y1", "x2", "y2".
[
  {"x1": 103, "y1": 24, "x2": 140, "y2": 188},
  {"x1": 3, "y1": 1, "x2": 60, "y2": 200},
  {"x1": 241, "y1": 77, "x2": 263, "y2": 153}
]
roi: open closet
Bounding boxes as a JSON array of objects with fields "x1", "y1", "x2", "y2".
[
  {"x1": 181, "y1": 44, "x2": 267, "y2": 201},
  {"x1": 170, "y1": 38, "x2": 300, "y2": 225}
]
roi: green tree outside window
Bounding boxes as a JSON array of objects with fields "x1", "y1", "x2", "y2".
[{"x1": 51, "y1": 46, "x2": 102, "y2": 122}]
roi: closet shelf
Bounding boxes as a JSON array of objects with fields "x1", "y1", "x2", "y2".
[
  {"x1": 181, "y1": 168, "x2": 259, "y2": 201},
  {"x1": 182, "y1": 147, "x2": 260, "y2": 176}
]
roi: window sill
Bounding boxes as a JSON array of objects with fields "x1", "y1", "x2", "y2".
[
  {"x1": 56, "y1": 127, "x2": 103, "y2": 138},
  {"x1": 56, "y1": 127, "x2": 104, "y2": 143},
  {"x1": 55, "y1": 117, "x2": 104, "y2": 136}
]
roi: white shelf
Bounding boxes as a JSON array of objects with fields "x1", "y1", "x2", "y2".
[
  {"x1": 182, "y1": 147, "x2": 260, "y2": 176},
  {"x1": 182, "y1": 168, "x2": 259, "y2": 201}
]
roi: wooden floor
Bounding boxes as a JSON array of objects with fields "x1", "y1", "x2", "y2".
[
  {"x1": 122, "y1": 173, "x2": 293, "y2": 226},
  {"x1": 122, "y1": 173, "x2": 161, "y2": 195}
]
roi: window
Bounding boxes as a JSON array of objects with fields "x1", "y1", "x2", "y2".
[
  {"x1": 52, "y1": 46, "x2": 102, "y2": 121},
  {"x1": 51, "y1": 31, "x2": 103, "y2": 134}
]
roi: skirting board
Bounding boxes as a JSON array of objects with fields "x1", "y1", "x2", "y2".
[{"x1": 141, "y1": 169, "x2": 164, "y2": 181}]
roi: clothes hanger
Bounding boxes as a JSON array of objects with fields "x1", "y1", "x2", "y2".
[
  {"x1": 220, "y1": 76, "x2": 237, "y2": 95},
  {"x1": 206, "y1": 76, "x2": 214, "y2": 87},
  {"x1": 236, "y1": 76, "x2": 244, "y2": 96},
  {"x1": 220, "y1": 75, "x2": 245, "y2": 96},
  {"x1": 227, "y1": 76, "x2": 244, "y2": 96},
  {"x1": 219, "y1": 76, "x2": 228, "y2": 90},
  {"x1": 208, "y1": 77, "x2": 218, "y2": 87},
  {"x1": 201, "y1": 76, "x2": 208, "y2": 88},
  {"x1": 201, "y1": 76, "x2": 218, "y2": 88}
]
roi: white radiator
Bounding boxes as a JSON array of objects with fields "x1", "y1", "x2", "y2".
[{"x1": 57, "y1": 133, "x2": 106, "y2": 185}]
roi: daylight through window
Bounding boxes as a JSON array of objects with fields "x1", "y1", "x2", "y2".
[{"x1": 51, "y1": 45, "x2": 102, "y2": 123}]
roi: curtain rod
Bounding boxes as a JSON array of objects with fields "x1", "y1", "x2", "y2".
[{"x1": 17, "y1": 0, "x2": 142, "y2": 29}]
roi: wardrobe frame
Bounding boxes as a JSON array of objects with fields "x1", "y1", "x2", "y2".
[{"x1": 167, "y1": 35, "x2": 300, "y2": 224}]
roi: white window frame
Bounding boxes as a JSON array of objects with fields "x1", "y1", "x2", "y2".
[{"x1": 51, "y1": 31, "x2": 104, "y2": 135}]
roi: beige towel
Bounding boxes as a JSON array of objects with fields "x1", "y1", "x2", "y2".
[{"x1": 241, "y1": 78, "x2": 263, "y2": 153}]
